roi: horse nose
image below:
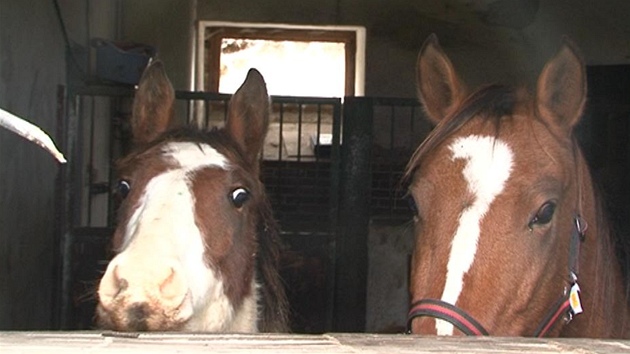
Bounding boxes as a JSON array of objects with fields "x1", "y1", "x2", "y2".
[{"x1": 98, "y1": 256, "x2": 188, "y2": 311}]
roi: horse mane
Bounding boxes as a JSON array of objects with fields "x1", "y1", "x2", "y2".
[
  {"x1": 255, "y1": 191, "x2": 290, "y2": 332},
  {"x1": 578, "y1": 145, "x2": 630, "y2": 328},
  {"x1": 402, "y1": 84, "x2": 516, "y2": 186}
]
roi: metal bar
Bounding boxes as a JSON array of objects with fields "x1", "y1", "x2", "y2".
[
  {"x1": 204, "y1": 99, "x2": 210, "y2": 129},
  {"x1": 60, "y1": 92, "x2": 83, "y2": 329},
  {"x1": 316, "y1": 103, "x2": 322, "y2": 163},
  {"x1": 297, "y1": 104, "x2": 303, "y2": 162},
  {"x1": 278, "y1": 103, "x2": 284, "y2": 161},
  {"x1": 388, "y1": 105, "x2": 396, "y2": 217},
  {"x1": 106, "y1": 98, "x2": 116, "y2": 227},
  {"x1": 52, "y1": 84, "x2": 67, "y2": 329},
  {"x1": 334, "y1": 96, "x2": 373, "y2": 332},
  {"x1": 326, "y1": 97, "x2": 342, "y2": 331},
  {"x1": 87, "y1": 98, "x2": 95, "y2": 226}
]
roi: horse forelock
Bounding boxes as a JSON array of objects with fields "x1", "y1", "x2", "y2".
[{"x1": 403, "y1": 85, "x2": 517, "y2": 187}]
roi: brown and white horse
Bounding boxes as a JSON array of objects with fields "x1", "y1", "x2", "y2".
[
  {"x1": 405, "y1": 35, "x2": 630, "y2": 337},
  {"x1": 96, "y1": 61, "x2": 288, "y2": 332}
]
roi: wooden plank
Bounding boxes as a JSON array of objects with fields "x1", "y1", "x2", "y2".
[{"x1": 2, "y1": 332, "x2": 630, "y2": 353}]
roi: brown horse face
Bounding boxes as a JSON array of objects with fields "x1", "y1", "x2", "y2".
[
  {"x1": 96, "y1": 62, "x2": 270, "y2": 332},
  {"x1": 407, "y1": 35, "x2": 586, "y2": 336}
]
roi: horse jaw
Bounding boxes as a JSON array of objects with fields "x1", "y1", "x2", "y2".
[{"x1": 185, "y1": 279, "x2": 259, "y2": 332}]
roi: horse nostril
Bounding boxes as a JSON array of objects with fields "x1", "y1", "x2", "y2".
[
  {"x1": 99, "y1": 263, "x2": 125, "y2": 306},
  {"x1": 158, "y1": 266, "x2": 186, "y2": 301},
  {"x1": 112, "y1": 264, "x2": 128, "y2": 292}
]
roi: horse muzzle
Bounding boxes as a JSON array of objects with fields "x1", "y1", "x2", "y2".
[{"x1": 97, "y1": 257, "x2": 194, "y2": 331}]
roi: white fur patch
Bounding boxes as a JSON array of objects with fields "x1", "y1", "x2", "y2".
[
  {"x1": 122, "y1": 142, "x2": 227, "y2": 249},
  {"x1": 162, "y1": 141, "x2": 228, "y2": 171},
  {"x1": 185, "y1": 280, "x2": 259, "y2": 332},
  {"x1": 119, "y1": 141, "x2": 248, "y2": 331},
  {"x1": 436, "y1": 135, "x2": 513, "y2": 335}
]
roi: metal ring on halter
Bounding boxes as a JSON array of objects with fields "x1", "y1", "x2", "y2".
[{"x1": 574, "y1": 214, "x2": 587, "y2": 240}]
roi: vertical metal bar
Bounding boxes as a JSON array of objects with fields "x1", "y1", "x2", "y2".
[
  {"x1": 87, "y1": 98, "x2": 96, "y2": 226},
  {"x1": 389, "y1": 104, "x2": 396, "y2": 217},
  {"x1": 187, "y1": 98, "x2": 194, "y2": 126},
  {"x1": 106, "y1": 97, "x2": 116, "y2": 227},
  {"x1": 326, "y1": 97, "x2": 342, "y2": 331},
  {"x1": 297, "y1": 103, "x2": 303, "y2": 162},
  {"x1": 316, "y1": 103, "x2": 322, "y2": 162},
  {"x1": 334, "y1": 96, "x2": 373, "y2": 332},
  {"x1": 278, "y1": 102, "x2": 284, "y2": 161},
  {"x1": 52, "y1": 84, "x2": 67, "y2": 329},
  {"x1": 74, "y1": 97, "x2": 85, "y2": 228},
  {"x1": 60, "y1": 92, "x2": 83, "y2": 329},
  {"x1": 185, "y1": 98, "x2": 192, "y2": 126},
  {"x1": 204, "y1": 99, "x2": 210, "y2": 129}
]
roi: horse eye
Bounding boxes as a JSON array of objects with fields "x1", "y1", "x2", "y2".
[
  {"x1": 529, "y1": 201, "x2": 556, "y2": 229},
  {"x1": 406, "y1": 194, "x2": 418, "y2": 214},
  {"x1": 117, "y1": 180, "x2": 131, "y2": 199},
  {"x1": 230, "y1": 188, "x2": 250, "y2": 208}
]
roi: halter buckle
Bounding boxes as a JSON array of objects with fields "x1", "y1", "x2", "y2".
[
  {"x1": 574, "y1": 215, "x2": 587, "y2": 241},
  {"x1": 564, "y1": 311, "x2": 574, "y2": 324}
]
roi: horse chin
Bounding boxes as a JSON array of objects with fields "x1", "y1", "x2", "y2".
[
  {"x1": 409, "y1": 317, "x2": 439, "y2": 335},
  {"x1": 96, "y1": 292, "x2": 194, "y2": 332}
]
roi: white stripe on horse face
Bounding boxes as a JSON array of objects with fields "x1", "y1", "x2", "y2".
[
  {"x1": 162, "y1": 141, "x2": 228, "y2": 171},
  {"x1": 436, "y1": 135, "x2": 514, "y2": 336},
  {"x1": 123, "y1": 142, "x2": 228, "y2": 248},
  {"x1": 122, "y1": 142, "x2": 231, "y2": 318}
]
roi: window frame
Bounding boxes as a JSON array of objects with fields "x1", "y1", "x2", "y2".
[{"x1": 196, "y1": 22, "x2": 365, "y2": 97}]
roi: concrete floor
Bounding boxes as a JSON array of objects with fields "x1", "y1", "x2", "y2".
[{"x1": 1, "y1": 332, "x2": 630, "y2": 353}]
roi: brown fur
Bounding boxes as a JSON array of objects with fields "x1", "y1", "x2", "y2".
[{"x1": 405, "y1": 35, "x2": 630, "y2": 337}]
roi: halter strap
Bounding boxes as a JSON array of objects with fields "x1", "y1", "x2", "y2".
[
  {"x1": 569, "y1": 214, "x2": 587, "y2": 278},
  {"x1": 533, "y1": 293, "x2": 571, "y2": 337},
  {"x1": 406, "y1": 299, "x2": 489, "y2": 336},
  {"x1": 534, "y1": 214, "x2": 586, "y2": 336}
]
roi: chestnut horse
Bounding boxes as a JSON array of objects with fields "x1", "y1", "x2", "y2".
[
  {"x1": 405, "y1": 35, "x2": 630, "y2": 337},
  {"x1": 96, "y1": 61, "x2": 288, "y2": 332}
]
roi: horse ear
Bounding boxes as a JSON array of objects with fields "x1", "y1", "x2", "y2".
[
  {"x1": 416, "y1": 34, "x2": 467, "y2": 124},
  {"x1": 226, "y1": 69, "x2": 270, "y2": 169},
  {"x1": 131, "y1": 60, "x2": 175, "y2": 145},
  {"x1": 535, "y1": 37, "x2": 586, "y2": 131}
]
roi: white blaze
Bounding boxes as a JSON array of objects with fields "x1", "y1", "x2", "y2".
[
  {"x1": 436, "y1": 135, "x2": 513, "y2": 335},
  {"x1": 122, "y1": 142, "x2": 228, "y2": 249}
]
